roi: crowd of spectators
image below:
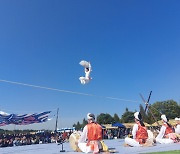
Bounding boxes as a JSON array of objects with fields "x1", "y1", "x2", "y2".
[
  {"x1": 103, "y1": 128, "x2": 126, "y2": 139},
  {"x1": 0, "y1": 127, "x2": 127, "y2": 148},
  {"x1": 0, "y1": 131, "x2": 72, "y2": 148}
]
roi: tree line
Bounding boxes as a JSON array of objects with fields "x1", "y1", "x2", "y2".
[{"x1": 73, "y1": 100, "x2": 180, "y2": 130}]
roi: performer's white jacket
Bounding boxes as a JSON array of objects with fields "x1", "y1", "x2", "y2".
[
  {"x1": 79, "y1": 68, "x2": 91, "y2": 84},
  {"x1": 125, "y1": 124, "x2": 141, "y2": 147},
  {"x1": 175, "y1": 124, "x2": 180, "y2": 134},
  {"x1": 85, "y1": 69, "x2": 91, "y2": 79},
  {"x1": 78, "y1": 125, "x2": 92, "y2": 153},
  {"x1": 155, "y1": 123, "x2": 174, "y2": 144}
]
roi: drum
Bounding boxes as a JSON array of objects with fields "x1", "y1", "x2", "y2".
[
  {"x1": 69, "y1": 131, "x2": 82, "y2": 152},
  {"x1": 147, "y1": 130, "x2": 154, "y2": 140},
  {"x1": 142, "y1": 130, "x2": 154, "y2": 147}
]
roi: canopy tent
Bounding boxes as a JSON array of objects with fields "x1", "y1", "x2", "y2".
[
  {"x1": 112, "y1": 122, "x2": 125, "y2": 128},
  {"x1": 101, "y1": 125, "x2": 106, "y2": 129},
  {"x1": 123, "y1": 122, "x2": 135, "y2": 128},
  {"x1": 123, "y1": 120, "x2": 176, "y2": 127},
  {"x1": 123, "y1": 122, "x2": 151, "y2": 128},
  {"x1": 152, "y1": 119, "x2": 177, "y2": 126},
  {"x1": 144, "y1": 122, "x2": 151, "y2": 127},
  {"x1": 102, "y1": 124, "x2": 118, "y2": 129},
  {"x1": 57, "y1": 127, "x2": 75, "y2": 133}
]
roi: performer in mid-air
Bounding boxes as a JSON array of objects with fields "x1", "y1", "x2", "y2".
[{"x1": 79, "y1": 60, "x2": 92, "y2": 85}]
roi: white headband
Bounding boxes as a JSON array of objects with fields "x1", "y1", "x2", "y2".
[
  {"x1": 161, "y1": 114, "x2": 167, "y2": 122},
  {"x1": 175, "y1": 117, "x2": 180, "y2": 121},
  {"x1": 87, "y1": 113, "x2": 95, "y2": 120},
  {"x1": 134, "y1": 112, "x2": 140, "y2": 120}
]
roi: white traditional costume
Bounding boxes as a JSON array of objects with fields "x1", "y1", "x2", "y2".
[
  {"x1": 125, "y1": 112, "x2": 148, "y2": 147},
  {"x1": 155, "y1": 115, "x2": 174, "y2": 144},
  {"x1": 79, "y1": 60, "x2": 92, "y2": 85},
  {"x1": 78, "y1": 113, "x2": 102, "y2": 154},
  {"x1": 174, "y1": 117, "x2": 180, "y2": 134}
]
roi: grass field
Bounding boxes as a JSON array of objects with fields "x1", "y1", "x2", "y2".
[{"x1": 146, "y1": 150, "x2": 180, "y2": 154}]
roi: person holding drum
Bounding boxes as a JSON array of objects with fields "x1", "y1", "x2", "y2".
[
  {"x1": 78, "y1": 113, "x2": 103, "y2": 154},
  {"x1": 155, "y1": 114, "x2": 177, "y2": 144},
  {"x1": 124, "y1": 112, "x2": 149, "y2": 147},
  {"x1": 174, "y1": 117, "x2": 180, "y2": 135},
  {"x1": 174, "y1": 117, "x2": 180, "y2": 140}
]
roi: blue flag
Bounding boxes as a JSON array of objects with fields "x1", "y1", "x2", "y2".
[{"x1": 0, "y1": 111, "x2": 51, "y2": 126}]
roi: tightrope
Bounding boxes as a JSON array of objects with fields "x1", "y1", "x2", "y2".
[{"x1": 0, "y1": 79, "x2": 140, "y2": 103}]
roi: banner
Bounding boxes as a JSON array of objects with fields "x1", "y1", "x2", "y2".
[{"x1": 0, "y1": 111, "x2": 51, "y2": 126}]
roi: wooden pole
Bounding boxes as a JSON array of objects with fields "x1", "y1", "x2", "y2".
[
  {"x1": 140, "y1": 91, "x2": 160, "y2": 127},
  {"x1": 55, "y1": 108, "x2": 59, "y2": 132}
]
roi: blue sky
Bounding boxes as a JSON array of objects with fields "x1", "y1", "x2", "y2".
[{"x1": 0, "y1": 0, "x2": 180, "y2": 130}]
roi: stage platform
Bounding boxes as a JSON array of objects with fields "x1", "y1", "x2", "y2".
[{"x1": 0, "y1": 139, "x2": 179, "y2": 154}]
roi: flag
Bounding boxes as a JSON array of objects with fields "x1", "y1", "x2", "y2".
[{"x1": 0, "y1": 111, "x2": 51, "y2": 126}]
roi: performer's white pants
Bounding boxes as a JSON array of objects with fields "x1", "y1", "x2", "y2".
[
  {"x1": 156, "y1": 138, "x2": 174, "y2": 144},
  {"x1": 125, "y1": 137, "x2": 141, "y2": 147},
  {"x1": 78, "y1": 143, "x2": 92, "y2": 153},
  {"x1": 79, "y1": 77, "x2": 90, "y2": 84}
]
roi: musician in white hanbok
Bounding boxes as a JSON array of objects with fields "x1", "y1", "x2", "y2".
[
  {"x1": 125, "y1": 112, "x2": 148, "y2": 147},
  {"x1": 78, "y1": 113, "x2": 102, "y2": 153},
  {"x1": 174, "y1": 117, "x2": 180, "y2": 135},
  {"x1": 155, "y1": 115, "x2": 175, "y2": 144}
]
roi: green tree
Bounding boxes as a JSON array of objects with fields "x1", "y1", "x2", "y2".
[
  {"x1": 147, "y1": 100, "x2": 180, "y2": 124},
  {"x1": 97, "y1": 113, "x2": 114, "y2": 124},
  {"x1": 121, "y1": 108, "x2": 134, "y2": 123},
  {"x1": 82, "y1": 118, "x2": 88, "y2": 128},
  {"x1": 113, "y1": 113, "x2": 120, "y2": 123},
  {"x1": 139, "y1": 104, "x2": 149, "y2": 123},
  {"x1": 125, "y1": 107, "x2": 128, "y2": 112},
  {"x1": 73, "y1": 121, "x2": 82, "y2": 130}
]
